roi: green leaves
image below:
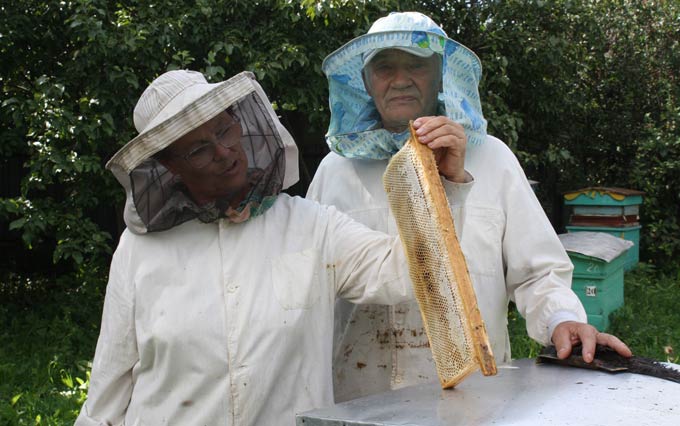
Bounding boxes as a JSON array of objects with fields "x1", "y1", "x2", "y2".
[
  {"x1": 468, "y1": 0, "x2": 680, "y2": 267},
  {"x1": 1, "y1": 2, "x2": 679, "y2": 423},
  {"x1": 1, "y1": 0, "x2": 679, "y2": 283},
  {"x1": 0, "y1": 275, "x2": 102, "y2": 424}
]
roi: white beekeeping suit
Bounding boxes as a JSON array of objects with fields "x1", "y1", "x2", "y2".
[
  {"x1": 76, "y1": 70, "x2": 417, "y2": 426},
  {"x1": 307, "y1": 11, "x2": 586, "y2": 402}
]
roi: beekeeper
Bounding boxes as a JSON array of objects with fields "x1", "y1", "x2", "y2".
[
  {"x1": 307, "y1": 11, "x2": 632, "y2": 402},
  {"x1": 74, "y1": 69, "x2": 460, "y2": 426}
]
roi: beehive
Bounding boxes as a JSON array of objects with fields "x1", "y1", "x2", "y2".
[
  {"x1": 565, "y1": 225, "x2": 641, "y2": 270},
  {"x1": 559, "y1": 232, "x2": 632, "y2": 331},
  {"x1": 564, "y1": 187, "x2": 643, "y2": 271}
]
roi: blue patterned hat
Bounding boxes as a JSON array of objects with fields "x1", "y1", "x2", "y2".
[{"x1": 323, "y1": 11, "x2": 487, "y2": 159}]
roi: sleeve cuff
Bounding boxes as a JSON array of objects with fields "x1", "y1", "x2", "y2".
[{"x1": 441, "y1": 171, "x2": 475, "y2": 207}]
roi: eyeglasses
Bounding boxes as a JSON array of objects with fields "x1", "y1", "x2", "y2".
[{"x1": 181, "y1": 115, "x2": 242, "y2": 169}]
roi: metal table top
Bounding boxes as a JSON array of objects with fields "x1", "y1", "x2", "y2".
[{"x1": 296, "y1": 358, "x2": 680, "y2": 426}]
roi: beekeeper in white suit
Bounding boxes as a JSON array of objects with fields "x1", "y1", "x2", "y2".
[
  {"x1": 75, "y1": 68, "x2": 469, "y2": 425},
  {"x1": 307, "y1": 11, "x2": 632, "y2": 402}
]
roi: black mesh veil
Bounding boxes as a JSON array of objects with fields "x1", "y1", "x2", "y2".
[{"x1": 128, "y1": 92, "x2": 285, "y2": 232}]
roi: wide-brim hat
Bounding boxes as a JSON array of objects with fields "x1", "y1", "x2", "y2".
[
  {"x1": 107, "y1": 70, "x2": 299, "y2": 190},
  {"x1": 321, "y1": 12, "x2": 488, "y2": 159}
]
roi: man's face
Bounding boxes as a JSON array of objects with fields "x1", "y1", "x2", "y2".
[
  {"x1": 161, "y1": 111, "x2": 248, "y2": 205},
  {"x1": 364, "y1": 49, "x2": 441, "y2": 133}
]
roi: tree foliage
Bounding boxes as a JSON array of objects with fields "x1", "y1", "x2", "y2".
[
  {"x1": 476, "y1": 0, "x2": 680, "y2": 265},
  {"x1": 1, "y1": 0, "x2": 678, "y2": 288}
]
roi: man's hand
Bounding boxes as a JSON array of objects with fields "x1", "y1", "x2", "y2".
[
  {"x1": 552, "y1": 321, "x2": 633, "y2": 362},
  {"x1": 412, "y1": 116, "x2": 469, "y2": 183}
]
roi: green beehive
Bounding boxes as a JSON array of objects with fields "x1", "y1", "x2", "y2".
[
  {"x1": 564, "y1": 187, "x2": 644, "y2": 208},
  {"x1": 569, "y1": 252, "x2": 626, "y2": 331},
  {"x1": 564, "y1": 187, "x2": 643, "y2": 271},
  {"x1": 559, "y1": 232, "x2": 633, "y2": 331},
  {"x1": 565, "y1": 225, "x2": 641, "y2": 270}
]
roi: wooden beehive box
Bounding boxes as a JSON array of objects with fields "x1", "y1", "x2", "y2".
[
  {"x1": 559, "y1": 232, "x2": 632, "y2": 331},
  {"x1": 564, "y1": 187, "x2": 644, "y2": 271}
]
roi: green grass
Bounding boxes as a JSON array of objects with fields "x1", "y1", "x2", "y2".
[
  {"x1": 509, "y1": 262, "x2": 680, "y2": 363},
  {"x1": 1, "y1": 263, "x2": 678, "y2": 424},
  {"x1": 0, "y1": 273, "x2": 103, "y2": 425},
  {"x1": 608, "y1": 263, "x2": 680, "y2": 363}
]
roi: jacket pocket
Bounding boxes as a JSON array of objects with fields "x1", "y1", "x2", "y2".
[
  {"x1": 271, "y1": 248, "x2": 321, "y2": 310},
  {"x1": 461, "y1": 206, "x2": 505, "y2": 277}
]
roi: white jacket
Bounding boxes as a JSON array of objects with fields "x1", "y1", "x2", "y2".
[
  {"x1": 306, "y1": 135, "x2": 587, "y2": 401},
  {"x1": 75, "y1": 195, "x2": 413, "y2": 426}
]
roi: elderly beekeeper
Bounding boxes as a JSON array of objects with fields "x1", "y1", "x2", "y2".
[
  {"x1": 74, "y1": 69, "x2": 449, "y2": 425},
  {"x1": 306, "y1": 11, "x2": 632, "y2": 402}
]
